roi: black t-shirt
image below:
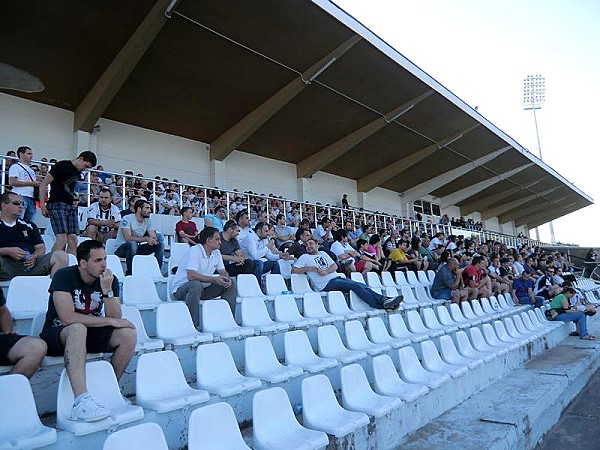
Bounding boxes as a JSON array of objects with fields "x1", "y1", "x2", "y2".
[
  {"x1": 219, "y1": 234, "x2": 241, "y2": 261},
  {"x1": 0, "y1": 219, "x2": 43, "y2": 254},
  {"x1": 48, "y1": 160, "x2": 81, "y2": 204},
  {"x1": 43, "y1": 265, "x2": 119, "y2": 330}
]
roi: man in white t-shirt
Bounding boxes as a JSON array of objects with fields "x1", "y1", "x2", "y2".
[
  {"x1": 8, "y1": 146, "x2": 40, "y2": 222},
  {"x1": 82, "y1": 188, "x2": 121, "y2": 243},
  {"x1": 293, "y1": 238, "x2": 401, "y2": 310},
  {"x1": 330, "y1": 229, "x2": 359, "y2": 272},
  {"x1": 171, "y1": 226, "x2": 237, "y2": 326}
]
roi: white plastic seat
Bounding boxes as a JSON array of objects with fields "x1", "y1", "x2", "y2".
[
  {"x1": 103, "y1": 422, "x2": 168, "y2": 450},
  {"x1": 350, "y1": 272, "x2": 365, "y2": 283},
  {"x1": 121, "y1": 305, "x2": 164, "y2": 353},
  {"x1": 493, "y1": 320, "x2": 527, "y2": 346},
  {"x1": 345, "y1": 320, "x2": 391, "y2": 355},
  {"x1": 405, "y1": 271, "x2": 424, "y2": 288},
  {"x1": 420, "y1": 340, "x2": 468, "y2": 378},
  {"x1": 534, "y1": 308, "x2": 562, "y2": 329},
  {"x1": 394, "y1": 271, "x2": 410, "y2": 286},
  {"x1": 417, "y1": 270, "x2": 431, "y2": 287},
  {"x1": 414, "y1": 285, "x2": 440, "y2": 306},
  {"x1": 341, "y1": 363, "x2": 401, "y2": 417},
  {"x1": 399, "y1": 285, "x2": 422, "y2": 308},
  {"x1": 460, "y1": 302, "x2": 484, "y2": 325},
  {"x1": 240, "y1": 297, "x2": 290, "y2": 334},
  {"x1": 57, "y1": 360, "x2": 144, "y2": 435},
  {"x1": 427, "y1": 270, "x2": 436, "y2": 283},
  {"x1": 469, "y1": 326, "x2": 508, "y2": 356},
  {"x1": 284, "y1": 330, "x2": 338, "y2": 373},
  {"x1": 274, "y1": 294, "x2": 320, "y2": 328},
  {"x1": 201, "y1": 299, "x2": 255, "y2": 339},
  {"x1": 155, "y1": 302, "x2": 214, "y2": 347},
  {"x1": 372, "y1": 354, "x2": 429, "y2": 402},
  {"x1": 439, "y1": 334, "x2": 483, "y2": 370},
  {"x1": 67, "y1": 253, "x2": 77, "y2": 266},
  {"x1": 388, "y1": 313, "x2": 429, "y2": 343},
  {"x1": 367, "y1": 317, "x2": 411, "y2": 348},
  {"x1": 481, "y1": 297, "x2": 504, "y2": 318},
  {"x1": 196, "y1": 342, "x2": 262, "y2": 397},
  {"x1": 422, "y1": 307, "x2": 458, "y2": 334},
  {"x1": 167, "y1": 242, "x2": 189, "y2": 275},
  {"x1": 317, "y1": 325, "x2": 368, "y2": 364},
  {"x1": 406, "y1": 310, "x2": 444, "y2": 338},
  {"x1": 348, "y1": 291, "x2": 386, "y2": 317},
  {"x1": 104, "y1": 238, "x2": 118, "y2": 255},
  {"x1": 245, "y1": 336, "x2": 303, "y2": 383},
  {"x1": 436, "y1": 305, "x2": 469, "y2": 330},
  {"x1": 136, "y1": 350, "x2": 209, "y2": 413},
  {"x1": 302, "y1": 374, "x2": 370, "y2": 438},
  {"x1": 449, "y1": 303, "x2": 475, "y2": 326},
  {"x1": 237, "y1": 274, "x2": 270, "y2": 299},
  {"x1": 6, "y1": 276, "x2": 51, "y2": 320},
  {"x1": 397, "y1": 346, "x2": 451, "y2": 389},
  {"x1": 132, "y1": 254, "x2": 166, "y2": 281},
  {"x1": 253, "y1": 387, "x2": 329, "y2": 450},
  {"x1": 365, "y1": 271, "x2": 384, "y2": 289},
  {"x1": 455, "y1": 330, "x2": 494, "y2": 363},
  {"x1": 303, "y1": 292, "x2": 345, "y2": 324},
  {"x1": 188, "y1": 402, "x2": 251, "y2": 450},
  {"x1": 503, "y1": 316, "x2": 536, "y2": 341},
  {"x1": 277, "y1": 259, "x2": 294, "y2": 280},
  {"x1": 381, "y1": 270, "x2": 402, "y2": 289},
  {"x1": 326, "y1": 290, "x2": 367, "y2": 320},
  {"x1": 105, "y1": 254, "x2": 125, "y2": 281},
  {"x1": 122, "y1": 275, "x2": 162, "y2": 310},
  {"x1": 265, "y1": 273, "x2": 291, "y2": 296},
  {"x1": 521, "y1": 311, "x2": 549, "y2": 332},
  {"x1": 530, "y1": 309, "x2": 561, "y2": 330},
  {"x1": 482, "y1": 323, "x2": 519, "y2": 351},
  {"x1": 291, "y1": 273, "x2": 325, "y2": 297},
  {"x1": 0, "y1": 374, "x2": 57, "y2": 449},
  {"x1": 497, "y1": 295, "x2": 515, "y2": 311},
  {"x1": 471, "y1": 300, "x2": 491, "y2": 318}
]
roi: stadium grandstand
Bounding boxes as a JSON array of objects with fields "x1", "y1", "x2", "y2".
[{"x1": 1, "y1": 0, "x2": 599, "y2": 449}]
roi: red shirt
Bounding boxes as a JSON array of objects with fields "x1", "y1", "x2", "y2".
[
  {"x1": 462, "y1": 264, "x2": 480, "y2": 287},
  {"x1": 175, "y1": 220, "x2": 197, "y2": 242}
]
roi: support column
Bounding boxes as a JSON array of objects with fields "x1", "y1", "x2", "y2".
[
  {"x1": 357, "y1": 192, "x2": 367, "y2": 210},
  {"x1": 296, "y1": 177, "x2": 310, "y2": 202},
  {"x1": 73, "y1": 131, "x2": 91, "y2": 157},
  {"x1": 210, "y1": 159, "x2": 225, "y2": 189}
]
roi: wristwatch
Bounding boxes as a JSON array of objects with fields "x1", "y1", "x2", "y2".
[{"x1": 102, "y1": 291, "x2": 114, "y2": 299}]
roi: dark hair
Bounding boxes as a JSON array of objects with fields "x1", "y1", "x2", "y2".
[
  {"x1": 16, "y1": 146, "x2": 31, "y2": 157},
  {"x1": 128, "y1": 195, "x2": 140, "y2": 206},
  {"x1": 356, "y1": 238, "x2": 367, "y2": 248},
  {"x1": 334, "y1": 229, "x2": 347, "y2": 241},
  {"x1": 562, "y1": 287, "x2": 576, "y2": 295},
  {"x1": 295, "y1": 227, "x2": 310, "y2": 241},
  {"x1": 77, "y1": 151, "x2": 97, "y2": 166},
  {"x1": 369, "y1": 234, "x2": 381, "y2": 245},
  {"x1": 472, "y1": 255, "x2": 484, "y2": 266},
  {"x1": 77, "y1": 239, "x2": 104, "y2": 263},
  {"x1": 214, "y1": 205, "x2": 225, "y2": 214},
  {"x1": 197, "y1": 226, "x2": 219, "y2": 244},
  {"x1": 181, "y1": 206, "x2": 192, "y2": 215},
  {"x1": 98, "y1": 187, "x2": 111, "y2": 196},
  {"x1": 254, "y1": 221, "x2": 267, "y2": 233},
  {"x1": 223, "y1": 219, "x2": 238, "y2": 232},
  {"x1": 276, "y1": 213, "x2": 284, "y2": 222},
  {"x1": 235, "y1": 210, "x2": 248, "y2": 222},
  {"x1": 134, "y1": 199, "x2": 149, "y2": 212}
]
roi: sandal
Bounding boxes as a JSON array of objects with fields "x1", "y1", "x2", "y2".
[
  {"x1": 580, "y1": 335, "x2": 597, "y2": 340},
  {"x1": 569, "y1": 332, "x2": 579, "y2": 337}
]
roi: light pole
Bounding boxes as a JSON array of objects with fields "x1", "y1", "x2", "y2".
[{"x1": 523, "y1": 74, "x2": 555, "y2": 244}]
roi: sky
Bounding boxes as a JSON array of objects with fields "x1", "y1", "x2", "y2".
[{"x1": 334, "y1": 0, "x2": 600, "y2": 248}]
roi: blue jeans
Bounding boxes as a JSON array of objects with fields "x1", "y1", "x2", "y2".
[
  {"x1": 323, "y1": 277, "x2": 386, "y2": 309},
  {"x1": 20, "y1": 196, "x2": 37, "y2": 223},
  {"x1": 115, "y1": 233, "x2": 164, "y2": 275},
  {"x1": 253, "y1": 259, "x2": 280, "y2": 281},
  {"x1": 518, "y1": 295, "x2": 545, "y2": 308},
  {"x1": 555, "y1": 312, "x2": 588, "y2": 337},
  {"x1": 432, "y1": 288, "x2": 452, "y2": 300}
]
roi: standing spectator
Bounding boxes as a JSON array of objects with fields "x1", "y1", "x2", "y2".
[
  {"x1": 175, "y1": 207, "x2": 198, "y2": 245},
  {"x1": 82, "y1": 188, "x2": 121, "y2": 244},
  {"x1": 341, "y1": 193, "x2": 349, "y2": 208},
  {"x1": 114, "y1": 199, "x2": 164, "y2": 276},
  {"x1": 39, "y1": 151, "x2": 97, "y2": 254},
  {"x1": 8, "y1": 146, "x2": 40, "y2": 222},
  {"x1": 219, "y1": 220, "x2": 254, "y2": 277},
  {"x1": 40, "y1": 240, "x2": 136, "y2": 421},
  {"x1": 203, "y1": 205, "x2": 227, "y2": 232},
  {"x1": 511, "y1": 271, "x2": 544, "y2": 307},
  {"x1": 171, "y1": 227, "x2": 237, "y2": 325}
]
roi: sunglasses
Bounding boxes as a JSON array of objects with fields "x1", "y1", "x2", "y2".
[{"x1": 10, "y1": 201, "x2": 24, "y2": 206}]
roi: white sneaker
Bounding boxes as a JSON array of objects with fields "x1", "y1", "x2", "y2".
[{"x1": 70, "y1": 394, "x2": 110, "y2": 422}]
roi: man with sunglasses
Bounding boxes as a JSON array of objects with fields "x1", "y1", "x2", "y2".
[
  {"x1": 0, "y1": 192, "x2": 68, "y2": 280},
  {"x1": 533, "y1": 266, "x2": 562, "y2": 301}
]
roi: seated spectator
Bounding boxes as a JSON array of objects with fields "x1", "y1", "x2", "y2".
[
  {"x1": 264, "y1": 223, "x2": 293, "y2": 263},
  {"x1": 431, "y1": 257, "x2": 473, "y2": 303},
  {"x1": 273, "y1": 213, "x2": 295, "y2": 251},
  {"x1": 175, "y1": 207, "x2": 198, "y2": 245},
  {"x1": 0, "y1": 192, "x2": 68, "y2": 280},
  {"x1": 292, "y1": 238, "x2": 402, "y2": 310},
  {"x1": 487, "y1": 256, "x2": 510, "y2": 295},
  {"x1": 288, "y1": 228, "x2": 311, "y2": 259},
  {"x1": 355, "y1": 238, "x2": 381, "y2": 274},
  {"x1": 82, "y1": 188, "x2": 121, "y2": 244},
  {"x1": 0, "y1": 289, "x2": 47, "y2": 377},
  {"x1": 389, "y1": 240, "x2": 420, "y2": 272},
  {"x1": 358, "y1": 223, "x2": 373, "y2": 242},
  {"x1": 219, "y1": 220, "x2": 254, "y2": 277},
  {"x1": 409, "y1": 236, "x2": 428, "y2": 271},
  {"x1": 114, "y1": 199, "x2": 164, "y2": 276},
  {"x1": 204, "y1": 205, "x2": 227, "y2": 232},
  {"x1": 382, "y1": 229, "x2": 400, "y2": 257},
  {"x1": 534, "y1": 266, "x2": 562, "y2": 300},
  {"x1": 241, "y1": 222, "x2": 281, "y2": 281},
  {"x1": 330, "y1": 229, "x2": 359, "y2": 273},
  {"x1": 511, "y1": 271, "x2": 544, "y2": 307},
  {"x1": 159, "y1": 189, "x2": 178, "y2": 215},
  {"x1": 40, "y1": 240, "x2": 136, "y2": 421},
  {"x1": 312, "y1": 217, "x2": 333, "y2": 248},
  {"x1": 368, "y1": 234, "x2": 391, "y2": 272},
  {"x1": 429, "y1": 232, "x2": 445, "y2": 251},
  {"x1": 462, "y1": 255, "x2": 492, "y2": 298},
  {"x1": 120, "y1": 195, "x2": 140, "y2": 218},
  {"x1": 419, "y1": 235, "x2": 437, "y2": 270},
  {"x1": 344, "y1": 220, "x2": 360, "y2": 246},
  {"x1": 171, "y1": 227, "x2": 237, "y2": 325},
  {"x1": 235, "y1": 210, "x2": 252, "y2": 248},
  {"x1": 548, "y1": 287, "x2": 595, "y2": 340}
]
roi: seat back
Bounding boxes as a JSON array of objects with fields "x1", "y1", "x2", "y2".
[
  {"x1": 350, "y1": 272, "x2": 365, "y2": 284},
  {"x1": 122, "y1": 275, "x2": 161, "y2": 305},
  {"x1": 372, "y1": 354, "x2": 403, "y2": 392},
  {"x1": 156, "y1": 302, "x2": 197, "y2": 339},
  {"x1": 284, "y1": 330, "x2": 318, "y2": 365},
  {"x1": 277, "y1": 259, "x2": 293, "y2": 280},
  {"x1": 201, "y1": 299, "x2": 240, "y2": 333},
  {"x1": 327, "y1": 290, "x2": 353, "y2": 315},
  {"x1": 188, "y1": 403, "x2": 250, "y2": 450},
  {"x1": 366, "y1": 317, "x2": 393, "y2": 343},
  {"x1": 167, "y1": 242, "x2": 189, "y2": 275},
  {"x1": 67, "y1": 253, "x2": 77, "y2": 266},
  {"x1": 406, "y1": 310, "x2": 429, "y2": 334},
  {"x1": 365, "y1": 272, "x2": 383, "y2": 288},
  {"x1": 121, "y1": 305, "x2": 154, "y2": 343},
  {"x1": 132, "y1": 254, "x2": 163, "y2": 279},
  {"x1": 265, "y1": 273, "x2": 288, "y2": 296},
  {"x1": 380, "y1": 271, "x2": 398, "y2": 288},
  {"x1": 301, "y1": 374, "x2": 345, "y2": 420},
  {"x1": 422, "y1": 308, "x2": 443, "y2": 329},
  {"x1": 6, "y1": 275, "x2": 51, "y2": 315},
  {"x1": 400, "y1": 285, "x2": 419, "y2": 304},
  {"x1": 106, "y1": 254, "x2": 125, "y2": 281},
  {"x1": 461, "y1": 301, "x2": 478, "y2": 320},
  {"x1": 344, "y1": 320, "x2": 372, "y2": 350},
  {"x1": 471, "y1": 300, "x2": 487, "y2": 317},
  {"x1": 427, "y1": 270, "x2": 436, "y2": 283},
  {"x1": 274, "y1": 294, "x2": 303, "y2": 322},
  {"x1": 394, "y1": 271, "x2": 409, "y2": 286},
  {"x1": 103, "y1": 423, "x2": 168, "y2": 450},
  {"x1": 417, "y1": 271, "x2": 430, "y2": 286},
  {"x1": 387, "y1": 314, "x2": 413, "y2": 339},
  {"x1": 450, "y1": 303, "x2": 468, "y2": 322},
  {"x1": 136, "y1": 351, "x2": 191, "y2": 405},
  {"x1": 196, "y1": 342, "x2": 242, "y2": 387},
  {"x1": 237, "y1": 273, "x2": 265, "y2": 298},
  {"x1": 414, "y1": 285, "x2": 432, "y2": 302},
  {"x1": 291, "y1": 273, "x2": 313, "y2": 294},
  {"x1": 405, "y1": 271, "x2": 421, "y2": 287},
  {"x1": 303, "y1": 292, "x2": 329, "y2": 318},
  {"x1": 317, "y1": 325, "x2": 349, "y2": 357},
  {"x1": 240, "y1": 297, "x2": 275, "y2": 327},
  {"x1": 436, "y1": 305, "x2": 457, "y2": 326},
  {"x1": 104, "y1": 238, "x2": 118, "y2": 255},
  {"x1": 244, "y1": 336, "x2": 281, "y2": 377}
]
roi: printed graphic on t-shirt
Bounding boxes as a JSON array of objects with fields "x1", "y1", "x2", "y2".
[{"x1": 313, "y1": 254, "x2": 330, "y2": 270}]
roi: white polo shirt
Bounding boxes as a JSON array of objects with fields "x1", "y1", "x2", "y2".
[{"x1": 171, "y1": 244, "x2": 225, "y2": 292}]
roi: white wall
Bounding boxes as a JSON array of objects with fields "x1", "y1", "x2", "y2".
[
  {"x1": 364, "y1": 187, "x2": 402, "y2": 216},
  {"x1": 308, "y1": 171, "x2": 357, "y2": 207}
]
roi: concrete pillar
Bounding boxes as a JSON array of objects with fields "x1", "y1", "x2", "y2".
[
  {"x1": 72, "y1": 130, "x2": 91, "y2": 157},
  {"x1": 357, "y1": 192, "x2": 367, "y2": 209},
  {"x1": 296, "y1": 177, "x2": 310, "y2": 202},
  {"x1": 210, "y1": 159, "x2": 225, "y2": 189}
]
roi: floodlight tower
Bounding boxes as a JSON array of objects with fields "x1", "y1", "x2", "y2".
[{"x1": 523, "y1": 74, "x2": 555, "y2": 243}]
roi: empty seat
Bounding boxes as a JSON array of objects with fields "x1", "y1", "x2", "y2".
[
  {"x1": 365, "y1": 272, "x2": 384, "y2": 289},
  {"x1": 240, "y1": 297, "x2": 290, "y2": 334},
  {"x1": 188, "y1": 402, "x2": 251, "y2": 450},
  {"x1": 380, "y1": 271, "x2": 402, "y2": 289},
  {"x1": 394, "y1": 271, "x2": 410, "y2": 287},
  {"x1": 253, "y1": 387, "x2": 329, "y2": 450},
  {"x1": 350, "y1": 272, "x2": 365, "y2": 283},
  {"x1": 372, "y1": 354, "x2": 429, "y2": 402},
  {"x1": 482, "y1": 323, "x2": 519, "y2": 351},
  {"x1": 406, "y1": 310, "x2": 444, "y2": 338},
  {"x1": 237, "y1": 274, "x2": 269, "y2": 299},
  {"x1": 420, "y1": 340, "x2": 468, "y2": 378},
  {"x1": 6, "y1": 276, "x2": 51, "y2": 320},
  {"x1": 57, "y1": 360, "x2": 144, "y2": 435},
  {"x1": 471, "y1": 300, "x2": 491, "y2": 319},
  {"x1": 265, "y1": 273, "x2": 291, "y2": 296},
  {"x1": 414, "y1": 285, "x2": 439, "y2": 306},
  {"x1": 341, "y1": 364, "x2": 401, "y2": 418},
  {"x1": 503, "y1": 316, "x2": 536, "y2": 342},
  {"x1": 121, "y1": 305, "x2": 164, "y2": 353},
  {"x1": 245, "y1": 336, "x2": 303, "y2": 383},
  {"x1": 201, "y1": 299, "x2": 255, "y2": 339},
  {"x1": 367, "y1": 316, "x2": 411, "y2": 348},
  {"x1": 449, "y1": 303, "x2": 475, "y2": 326},
  {"x1": 326, "y1": 290, "x2": 367, "y2": 320},
  {"x1": 469, "y1": 326, "x2": 508, "y2": 357},
  {"x1": 317, "y1": 325, "x2": 368, "y2": 364},
  {"x1": 274, "y1": 294, "x2": 320, "y2": 328},
  {"x1": 291, "y1": 273, "x2": 323, "y2": 296},
  {"x1": 106, "y1": 254, "x2": 126, "y2": 282},
  {"x1": 303, "y1": 292, "x2": 345, "y2": 324},
  {"x1": 493, "y1": 320, "x2": 527, "y2": 346},
  {"x1": 196, "y1": 342, "x2": 262, "y2": 397},
  {"x1": 156, "y1": 302, "x2": 214, "y2": 347},
  {"x1": 405, "y1": 271, "x2": 424, "y2": 288},
  {"x1": 427, "y1": 270, "x2": 436, "y2": 283},
  {"x1": 422, "y1": 308, "x2": 458, "y2": 334},
  {"x1": 455, "y1": 330, "x2": 494, "y2": 363},
  {"x1": 397, "y1": 346, "x2": 451, "y2": 389},
  {"x1": 0, "y1": 374, "x2": 57, "y2": 449},
  {"x1": 136, "y1": 350, "x2": 209, "y2": 413},
  {"x1": 284, "y1": 330, "x2": 338, "y2": 373},
  {"x1": 132, "y1": 254, "x2": 166, "y2": 281},
  {"x1": 103, "y1": 422, "x2": 168, "y2": 450},
  {"x1": 460, "y1": 302, "x2": 484, "y2": 325},
  {"x1": 417, "y1": 271, "x2": 431, "y2": 287},
  {"x1": 399, "y1": 286, "x2": 422, "y2": 308},
  {"x1": 439, "y1": 335, "x2": 483, "y2": 370},
  {"x1": 388, "y1": 314, "x2": 429, "y2": 343},
  {"x1": 481, "y1": 297, "x2": 504, "y2": 318},
  {"x1": 302, "y1": 374, "x2": 370, "y2": 438},
  {"x1": 345, "y1": 320, "x2": 391, "y2": 355},
  {"x1": 122, "y1": 275, "x2": 162, "y2": 310},
  {"x1": 436, "y1": 305, "x2": 469, "y2": 330}
]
